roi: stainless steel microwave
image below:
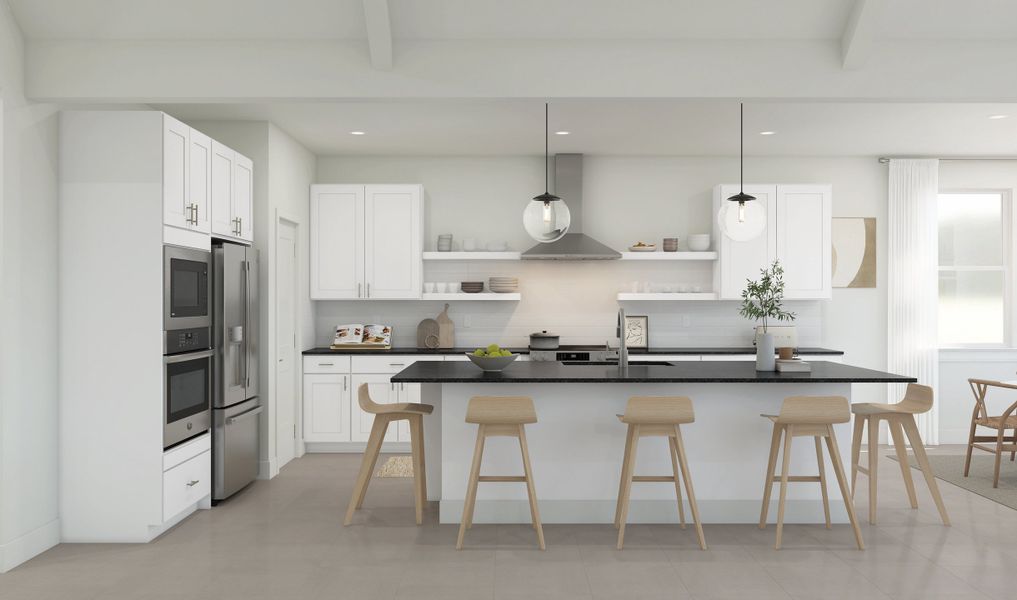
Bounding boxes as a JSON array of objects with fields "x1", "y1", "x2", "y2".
[{"x1": 164, "y1": 245, "x2": 211, "y2": 337}]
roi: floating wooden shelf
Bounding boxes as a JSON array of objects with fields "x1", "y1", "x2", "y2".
[
  {"x1": 617, "y1": 292, "x2": 718, "y2": 301},
  {"x1": 423, "y1": 252, "x2": 521, "y2": 261},
  {"x1": 618, "y1": 251, "x2": 718, "y2": 261},
  {"x1": 422, "y1": 292, "x2": 521, "y2": 301}
]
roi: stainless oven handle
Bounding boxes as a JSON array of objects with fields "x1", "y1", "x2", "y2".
[
  {"x1": 164, "y1": 349, "x2": 215, "y2": 363},
  {"x1": 226, "y1": 405, "x2": 263, "y2": 425}
]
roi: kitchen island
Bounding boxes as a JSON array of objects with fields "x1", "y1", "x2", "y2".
[{"x1": 391, "y1": 360, "x2": 914, "y2": 525}]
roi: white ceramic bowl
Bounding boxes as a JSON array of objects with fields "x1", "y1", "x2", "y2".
[
  {"x1": 688, "y1": 234, "x2": 711, "y2": 252},
  {"x1": 465, "y1": 352, "x2": 518, "y2": 372}
]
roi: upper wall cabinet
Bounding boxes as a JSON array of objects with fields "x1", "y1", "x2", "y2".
[
  {"x1": 310, "y1": 184, "x2": 422, "y2": 300},
  {"x1": 210, "y1": 141, "x2": 254, "y2": 243},
  {"x1": 163, "y1": 115, "x2": 210, "y2": 234},
  {"x1": 713, "y1": 184, "x2": 832, "y2": 300}
]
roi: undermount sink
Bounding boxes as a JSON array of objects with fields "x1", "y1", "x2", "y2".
[{"x1": 561, "y1": 360, "x2": 675, "y2": 366}]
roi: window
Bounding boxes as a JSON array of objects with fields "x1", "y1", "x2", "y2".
[{"x1": 937, "y1": 191, "x2": 1010, "y2": 346}]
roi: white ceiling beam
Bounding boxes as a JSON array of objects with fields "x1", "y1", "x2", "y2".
[
  {"x1": 362, "y1": 0, "x2": 393, "y2": 70},
  {"x1": 841, "y1": 0, "x2": 888, "y2": 70}
]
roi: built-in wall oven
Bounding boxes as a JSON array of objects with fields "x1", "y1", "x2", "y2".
[{"x1": 164, "y1": 244, "x2": 213, "y2": 449}]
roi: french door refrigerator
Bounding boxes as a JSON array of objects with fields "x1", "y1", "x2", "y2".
[{"x1": 212, "y1": 242, "x2": 261, "y2": 501}]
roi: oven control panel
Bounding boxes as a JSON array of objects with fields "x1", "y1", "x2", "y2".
[{"x1": 165, "y1": 327, "x2": 211, "y2": 355}]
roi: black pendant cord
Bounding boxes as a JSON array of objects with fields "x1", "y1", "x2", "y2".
[
  {"x1": 739, "y1": 102, "x2": 744, "y2": 194},
  {"x1": 545, "y1": 102, "x2": 550, "y2": 194}
]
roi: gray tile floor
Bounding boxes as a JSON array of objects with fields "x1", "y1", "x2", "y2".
[{"x1": 4, "y1": 448, "x2": 1017, "y2": 600}]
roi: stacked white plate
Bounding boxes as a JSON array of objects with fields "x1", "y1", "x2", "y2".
[{"x1": 489, "y1": 276, "x2": 519, "y2": 293}]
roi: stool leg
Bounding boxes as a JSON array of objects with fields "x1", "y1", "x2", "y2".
[
  {"x1": 457, "y1": 425, "x2": 486, "y2": 550},
  {"x1": 815, "y1": 436, "x2": 831, "y2": 529},
  {"x1": 825, "y1": 425, "x2": 865, "y2": 550},
  {"x1": 850, "y1": 415, "x2": 865, "y2": 498},
  {"x1": 759, "y1": 424, "x2": 783, "y2": 529},
  {"x1": 614, "y1": 424, "x2": 636, "y2": 529},
  {"x1": 888, "y1": 417, "x2": 918, "y2": 509},
  {"x1": 867, "y1": 415, "x2": 879, "y2": 525},
  {"x1": 344, "y1": 416, "x2": 389, "y2": 525},
  {"x1": 901, "y1": 416, "x2": 950, "y2": 526},
  {"x1": 409, "y1": 415, "x2": 426, "y2": 525},
  {"x1": 775, "y1": 425, "x2": 794, "y2": 550},
  {"x1": 668, "y1": 435, "x2": 687, "y2": 529},
  {"x1": 518, "y1": 425, "x2": 545, "y2": 551},
  {"x1": 617, "y1": 425, "x2": 640, "y2": 550},
  {"x1": 1011, "y1": 429, "x2": 1016, "y2": 461},
  {"x1": 673, "y1": 425, "x2": 707, "y2": 550}
]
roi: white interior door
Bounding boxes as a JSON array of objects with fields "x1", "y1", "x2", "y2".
[{"x1": 275, "y1": 219, "x2": 298, "y2": 468}]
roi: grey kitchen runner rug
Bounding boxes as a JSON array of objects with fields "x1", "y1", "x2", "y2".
[{"x1": 888, "y1": 453, "x2": 1017, "y2": 510}]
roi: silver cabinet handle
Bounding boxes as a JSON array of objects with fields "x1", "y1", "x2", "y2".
[
  {"x1": 389, "y1": 363, "x2": 405, "y2": 367},
  {"x1": 186, "y1": 480, "x2": 200, "y2": 487},
  {"x1": 318, "y1": 362, "x2": 334, "y2": 366},
  {"x1": 343, "y1": 375, "x2": 347, "y2": 391},
  {"x1": 357, "y1": 283, "x2": 362, "y2": 298},
  {"x1": 367, "y1": 283, "x2": 370, "y2": 298}
]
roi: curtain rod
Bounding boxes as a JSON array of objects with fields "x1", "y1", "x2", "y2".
[{"x1": 878, "y1": 157, "x2": 1017, "y2": 164}]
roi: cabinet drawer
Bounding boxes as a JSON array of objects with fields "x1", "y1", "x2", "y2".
[
  {"x1": 163, "y1": 449, "x2": 210, "y2": 521},
  {"x1": 351, "y1": 355, "x2": 443, "y2": 373},
  {"x1": 303, "y1": 355, "x2": 351, "y2": 373},
  {"x1": 163, "y1": 433, "x2": 211, "y2": 471}
]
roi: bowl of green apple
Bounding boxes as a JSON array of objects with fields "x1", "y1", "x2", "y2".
[{"x1": 466, "y1": 344, "x2": 518, "y2": 372}]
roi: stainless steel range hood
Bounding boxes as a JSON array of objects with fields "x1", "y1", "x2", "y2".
[{"x1": 521, "y1": 154, "x2": 621, "y2": 260}]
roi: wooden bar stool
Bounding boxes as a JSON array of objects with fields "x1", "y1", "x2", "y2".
[
  {"x1": 344, "y1": 383, "x2": 433, "y2": 526},
  {"x1": 760, "y1": 396, "x2": 863, "y2": 550},
  {"x1": 614, "y1": 396, "x2": 706, "y2": 550},
  {"x1": 964, "y1": 379, "x2": 1017, "y2": 489},
  {"x1": 850, "y1": 383, "x2": 950, "y2": 526},
  {"x1": 457, "y1": 396, "x2": 543, "y2": 550}
]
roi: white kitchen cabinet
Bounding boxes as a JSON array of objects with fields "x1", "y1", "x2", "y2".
[
  {"x1": 775, "y1": 184, "x2": 832, "y2": 299},
  {"x1": 187, "y1": 128, "x2": 212, "y2": 234},
  {"x1": 350, "y1": 373, "x2": 400, "y2": 443},
  {"x1": 209, "y1": 141, "x2": 254, "y2": 243},
  {"x1": 162, "y1": 115, "x2": 191, "y2": 231},
  {"x1": 303, "y1": 373, "x2": 352, "y2": 443},
  {"x1": 714, "y1": 183, "x2": 831, "y2": 300},
  {"x1": 310, "y1": 184, "x2": 422, "y2": 300}
]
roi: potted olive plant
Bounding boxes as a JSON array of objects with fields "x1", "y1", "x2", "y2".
[{"x1": 740, "y1": 261, "x2": 795, "y2": 371}]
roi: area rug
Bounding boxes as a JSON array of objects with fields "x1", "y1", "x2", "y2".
[
  {"x1": 888, "y1": 453, "x2": 1017, "y2": 511},
  {"x1": 375, "y1": 455, "x2": 414, "y2": 478}
]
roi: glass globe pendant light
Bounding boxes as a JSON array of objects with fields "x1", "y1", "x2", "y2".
[
  {"x1": 523, "y1": 103, "x2": 570, "y2": 243},
  {"x1": 719, "y1": 102, "x2": 765, "y2": 241}
]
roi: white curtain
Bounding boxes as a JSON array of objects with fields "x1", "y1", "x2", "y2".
[{"x1": 887, "y1": 159, "x2": 940, "y2": 444}]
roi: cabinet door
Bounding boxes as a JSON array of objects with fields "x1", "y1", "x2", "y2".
[
  {"x1": 350, "y1": 373, "x2": 398, "y2": 443},
  {"x1": 714, "y1": 184, "x2": 778, "y2": 299},
  {"x1": 302, "y1": 373, "x2": 351, "y2": 443},
  {"x1": 364, "y1": 185, "x2": 422, "y2": 299},
  {"x1": 775, "y1": 184, "x2": 832, "y2": 299},
  {"x1": 234, "y1": 152, "x2": 254, "y2": 242},
  {"x1": 310, "y1": 185, "x2": 365, "y2": 299},
  {"x1": 188, "y1": 128, "x2": 212, "y2": 234},
  {"x1": 210, "y1": 141, "x2": 236, "y2": 238},
  {"x1": 162, "y1": 115, "x2": 190, "y2": 230}
]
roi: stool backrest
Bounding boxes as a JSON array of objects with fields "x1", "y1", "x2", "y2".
[
  {"x1": 897, "y1": 383, "x2": 934, "y2": 414},
  {"x1": 465, "y1": 396, "x2": 537, "y2": 424},
  {"x1": 358, "y1": 383, "x2": 384, "y2": 414},
  {"x1": 622, "y1": 396, "x2": 694, "y2": 424},
  {"x1": 777, "y1": 396, "x2": 850, "y2": 425}
]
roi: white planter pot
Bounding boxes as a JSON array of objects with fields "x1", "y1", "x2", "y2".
[{"x1": 756, "y1": 332, "x2": 776, "y2": 371}]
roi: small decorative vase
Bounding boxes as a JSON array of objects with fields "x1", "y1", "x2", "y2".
[{"x1": 756, "y1": 331, "x2": 776, "y2": 371}]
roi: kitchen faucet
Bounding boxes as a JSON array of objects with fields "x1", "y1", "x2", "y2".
[{"x1": 616, "y1": 307, "x2": 628, "y2": 370}]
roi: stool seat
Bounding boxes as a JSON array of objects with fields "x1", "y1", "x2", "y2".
[
  {"x1": 761, "y1": 415, "x2": 828, "y2": 437},
  {"x1": 465, "y1": 396, "x2": 536, "y2": 425},
  {"x1": 458, "y1": 396, "x2": 543, "y2": 550},
  {"x1": 615, "y1": 396, "x2": 706, "y2": 550},
  {"x1": 852, "y1": 402, "x2": 917, "y2": 416},
  {"x1": 372, "y1": 402, "x2": 434, "y2": 416}
]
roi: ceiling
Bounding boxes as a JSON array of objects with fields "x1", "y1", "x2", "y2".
[
  {"x1": 8, "y1": 0, "x2": 1017, "y2": 41},
  {"x1": 156, "y1": 100, "x2": 1017, "y2": 157}
]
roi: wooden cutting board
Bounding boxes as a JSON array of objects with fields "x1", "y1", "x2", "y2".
[
  {"x1": 416, "y1": 318, "x2": 440, "y2": 349},
  {"x1": 436, "y1": 303, "x2": 455, "y2": 349}
]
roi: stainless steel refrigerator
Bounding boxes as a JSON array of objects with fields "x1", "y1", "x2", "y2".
[{"x1": 212, "y1": 242, "x2": 261, "y2": 501}]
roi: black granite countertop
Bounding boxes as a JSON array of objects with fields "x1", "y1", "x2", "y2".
[
  {"x1": 302, "y1": 346, "x2": 844, "y2": 356},
  {"x1": 390, "y1": 360, "x2": 913, "y2": 384}
]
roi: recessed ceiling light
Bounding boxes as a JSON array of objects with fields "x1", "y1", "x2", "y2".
[
  {"x1": 759, "y1": 131, "x2": 776, "y2": 136},
  {"x1": 349, "y1": 130, "x2": 366, "y2": 135},
  {"x1": 555, "y1": 130, "x2": 570, "y2": 135},
  {"x1": 988, "y1": 115, "x2": 1009, "y2": 120}
]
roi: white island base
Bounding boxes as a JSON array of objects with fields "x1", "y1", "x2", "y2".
[{"x1": 421, "y1": 382, "x2": 855, "y2": 525}]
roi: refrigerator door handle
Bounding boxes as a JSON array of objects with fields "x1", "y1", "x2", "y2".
[{"x1": 244, "y1": 259, "x2": 251, "y2": 389}]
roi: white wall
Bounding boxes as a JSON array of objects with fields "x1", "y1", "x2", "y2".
[
  {"x1": 0, "y1": 4, "x2": 60, "y2": 571},
  {"x1": 181, "y1": 119, "x2": 316, "y2": 476},
  {"x1": 314, "y1": 155, "x2": 888, "y2": 405},
  {"x1": 938, "y1": 160, "x2": 1017, "y2": 443}
]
